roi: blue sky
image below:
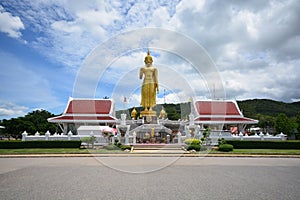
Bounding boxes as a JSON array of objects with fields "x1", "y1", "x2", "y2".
[{"x1": 0, "y1": 0, "x2": 300, "y2": 120}]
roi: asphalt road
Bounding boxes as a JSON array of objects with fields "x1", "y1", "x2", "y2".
[{"x1": 0, "y1": 157, "x2": 299, "y2": 200}]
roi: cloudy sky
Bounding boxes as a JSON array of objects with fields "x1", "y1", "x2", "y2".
[{"x1": 0, "y1": 0, "x2": 299, "y2": 120}]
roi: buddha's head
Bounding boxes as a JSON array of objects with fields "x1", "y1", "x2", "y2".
[{"x1": 144, "y1": 50, "x2": 153, "y2": 65}]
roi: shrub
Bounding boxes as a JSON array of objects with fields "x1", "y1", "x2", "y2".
[
  {"x1": 225, "y1": 140, "x2": 300, "y2": 149},
  {"x1": 103, "y1": 144, "x2": 131, "y2": 151},
  {"x1": 186, "y1": 144, "x2": 201, "y2": 151},
  {"x1": 81, "y1": 136, "x2": 95, "y2": 143},
  {"x1": 203, "y1": 128, "x2": 211, "y2": 138},
  {"x1": 120, "y1": 145, "x2": 131, "y2": 150},
  {"x1": 0, "y1": 140, "x2": 81, "y2": 149},
  {"x1": 218, "y1": 138, "x2": 227, "y2": 145},
  {"x1": 184, "y1": 138, "x2": 202, "y2": 145},
  {"x1": 218, "y1": 144, "x2": 234, "y2": 152}
]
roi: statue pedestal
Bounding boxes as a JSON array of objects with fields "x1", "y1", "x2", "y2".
[{"x1": 141, "y1": 110, "x2": 157, "y2": 124}]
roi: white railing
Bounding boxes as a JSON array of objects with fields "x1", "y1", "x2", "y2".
[
  {"x1": 21, "y1": 130, "x2": 130, "y2": 145},
  {"x1": 21, "y1": 130, "x2": 287, "y2": 146},
  {"x1": 176, "y1": 131, "x2": 287, "y2": 145}
]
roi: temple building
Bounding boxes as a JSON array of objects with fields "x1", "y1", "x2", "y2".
[
  {"x1": 47, "y1": 51, "x2": 259, "y2": 143},
  {"x1": 193, "y1": 100, "x2": 258, "y2": 133},
  {"x1": 48, "y1": 97, "x2": 258, "y2": 137},
  {"x1": 48, "y1": 97, "x2": 117, "y2": 134}
]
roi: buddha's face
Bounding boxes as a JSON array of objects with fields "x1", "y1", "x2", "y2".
[{"x1": 144, "y1": 57, "x2": 153, "y2": 65}]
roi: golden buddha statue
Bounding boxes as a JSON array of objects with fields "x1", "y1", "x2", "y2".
[{"x1": 139, "y1": 50, "x2": 159, "y2": 116}]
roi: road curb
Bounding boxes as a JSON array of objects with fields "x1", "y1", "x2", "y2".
[{"x1": 1, "y1": 154, "x2": 300, "y2": 158}]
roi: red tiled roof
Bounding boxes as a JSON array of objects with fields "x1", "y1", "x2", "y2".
[
  {"x1": 48, "y1": 98, "x2": 117, "y2": 123},
  {"x1": 65, "y1": 99, "x2": 112, "y2": 114},
  {"x1": 195, "y1": 101, "x2": 241, "y2": 116},
  {"x1": 193, "y1": 100, "x2": 258, "y2": 124}
]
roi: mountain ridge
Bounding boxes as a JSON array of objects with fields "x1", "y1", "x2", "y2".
[{"x1": 116, "y1": 99, "x2": 300, "y2": 120}]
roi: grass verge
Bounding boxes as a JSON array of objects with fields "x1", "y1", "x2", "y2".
[
  {"x1": 210, "y1": 149, "x2": 300, "y2": 155},
  {"x1": 0, "y1": 148, "x2": 125, "y2": 154},
  {"x1": 0, "y1": 148, "x2": 300, "y2": 155}
]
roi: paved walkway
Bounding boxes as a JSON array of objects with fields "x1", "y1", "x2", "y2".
[{"x1": 1, "y1": 157, "x2": 300, "y2": 200}]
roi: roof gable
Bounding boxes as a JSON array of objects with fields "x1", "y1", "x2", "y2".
[
  {"x1": 65, "y1": 99, "x2": 112, "y2": 114},
  {"x1": 48, "y1": 98, "x2": 117, "y2": 123},
  {"x1": 193, "y1": 100, "x2": 258, "y2": 124},
  {"x1": 195, "y1": 100, "x2": 241, "y2": 116}
]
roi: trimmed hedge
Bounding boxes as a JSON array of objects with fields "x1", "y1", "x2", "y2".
[
  {"x1": 226, "y1": 140, "x2": 300, "y2": 149},
  {"x1": 218, "y1": 144, "x2": 234, "y2": 152},
  {"x1": 184, "y1": 138, "x2": 202, "y2": 145},
  {"x1": 186, "y1": 144, "x2": 201, "y2": 151},
  {"x1": 104, "y1": 143, "x2": 131, "y2": 151},
  {"x1": 120, "y1": 145, "x2": 131, "y2": 150},
  {"x1": 0, "y1": 140, "x2": 82, "y2": 149}
]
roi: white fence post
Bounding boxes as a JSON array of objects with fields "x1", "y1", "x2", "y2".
[
  {"x1": 177, "y1": 132, "x2": 182, "y2": 145},
  {"x1": 239, "y1": 132, "x2": 243, "y2": 141},
  {"x1": 45, "y1": 131, "x2": 50, "y2": 141},
  {"x1": 22, "y1": 131, "x2": 27, "y2": 141},
  {"x1": 67, "y1": 131, "x2": 72, "y2": 140},
  {"x1": 111, "y1": 136, "x2": 115, "y2": 144},
  {"x1": 259, "y1": 132, "x2": 264, "y2": 141},
  {"x1": 133, "y1": 131, "x2": 136, "y2": 145},
  {"x1": 279, "y1": 132, "x2": 285, "y2": 140},
  {"x1": 167, "y1": 134, "x2": 170, "y2": 144}
]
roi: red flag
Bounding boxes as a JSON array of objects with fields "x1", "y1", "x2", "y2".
[{"x1": 123, "y1": 96, "x2": 127, "y2": 103}]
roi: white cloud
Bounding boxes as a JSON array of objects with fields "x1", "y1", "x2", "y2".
[
  {"x1": 0, "y1": 102, "x2": 28, "y2": 118},
  {"x1": 165, "y1": 0, "x2": 300, "y2": 102},
  {"x1": 150, "y1": 7, "x2": 170, "y2": 27},
  {"x1": 176, "y1": 0, "x2": 205, "y2": 13},
  {"x1": 0, "y1": 5, "x2": 24, "y2": 38},
  {"x1": 1, "y1": 0, "x2": 300, "y2": 118}
]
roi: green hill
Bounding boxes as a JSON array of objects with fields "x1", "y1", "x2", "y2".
[
  {"x1": 116, "y1": 102, "x2": 191, "y2": 120},
  {"x1": 237, "y1": 99, "x2": 300, "y2": 118},
  {"x1": 117, "y1": 99, "x2": 300, "y2": 120}
]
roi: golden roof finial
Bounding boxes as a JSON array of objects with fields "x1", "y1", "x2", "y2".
[
  {"x1": 159, "y1": 106, "x2": 167, "y2": 119},
  {"x1": 131, "y1": 107, "x2": 137, "y2": 119}
]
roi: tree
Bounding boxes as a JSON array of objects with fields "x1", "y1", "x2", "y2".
[
  {"x1": 257, "y1": 114, "x2": 275, "y2": 133},
  {"x1": 23, "y1": 110, "x2": 57, "y2": 133},
  {"x1": 165, "y1": 106, "x2": 180, "y2": 120},
  {"x1": 275, "y1": 113, "x2": 293, "y2": 136},
  {"x1": 296, "y1": 111, "x2": 300, "y2": 139},
  {"x1": 0, "y1": 110, "x2": 59, "y2": 137}
]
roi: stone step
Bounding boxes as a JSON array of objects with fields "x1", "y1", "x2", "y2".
[
  {"x1": 133, "y1": 144, "x2": 183, "y2": 150},
  {"x1": 131, "y1": 149, "x2": 186, "y2": 154},
  {"x1": 132, "y1": 144, "x2": 186, "y2": 153}
]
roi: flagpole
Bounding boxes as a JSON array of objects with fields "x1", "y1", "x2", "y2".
[{"x1": 123, "y1": 96, "x2": 127, "y2": 113}]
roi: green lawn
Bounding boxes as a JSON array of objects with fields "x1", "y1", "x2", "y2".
[
  {"x1": 210, "y1": 149, "x2": 300, "y2": 155},
  {"x1": 0, "y1": 148, "x2": 300, "y2": 155},
  {"x1": 0, "y1": 148, "x2": 125, "y2": 154}
]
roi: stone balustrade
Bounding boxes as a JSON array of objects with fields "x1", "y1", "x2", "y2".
[{"x1": 21, "y1": 130, "x2": 287, "y2": 146}]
